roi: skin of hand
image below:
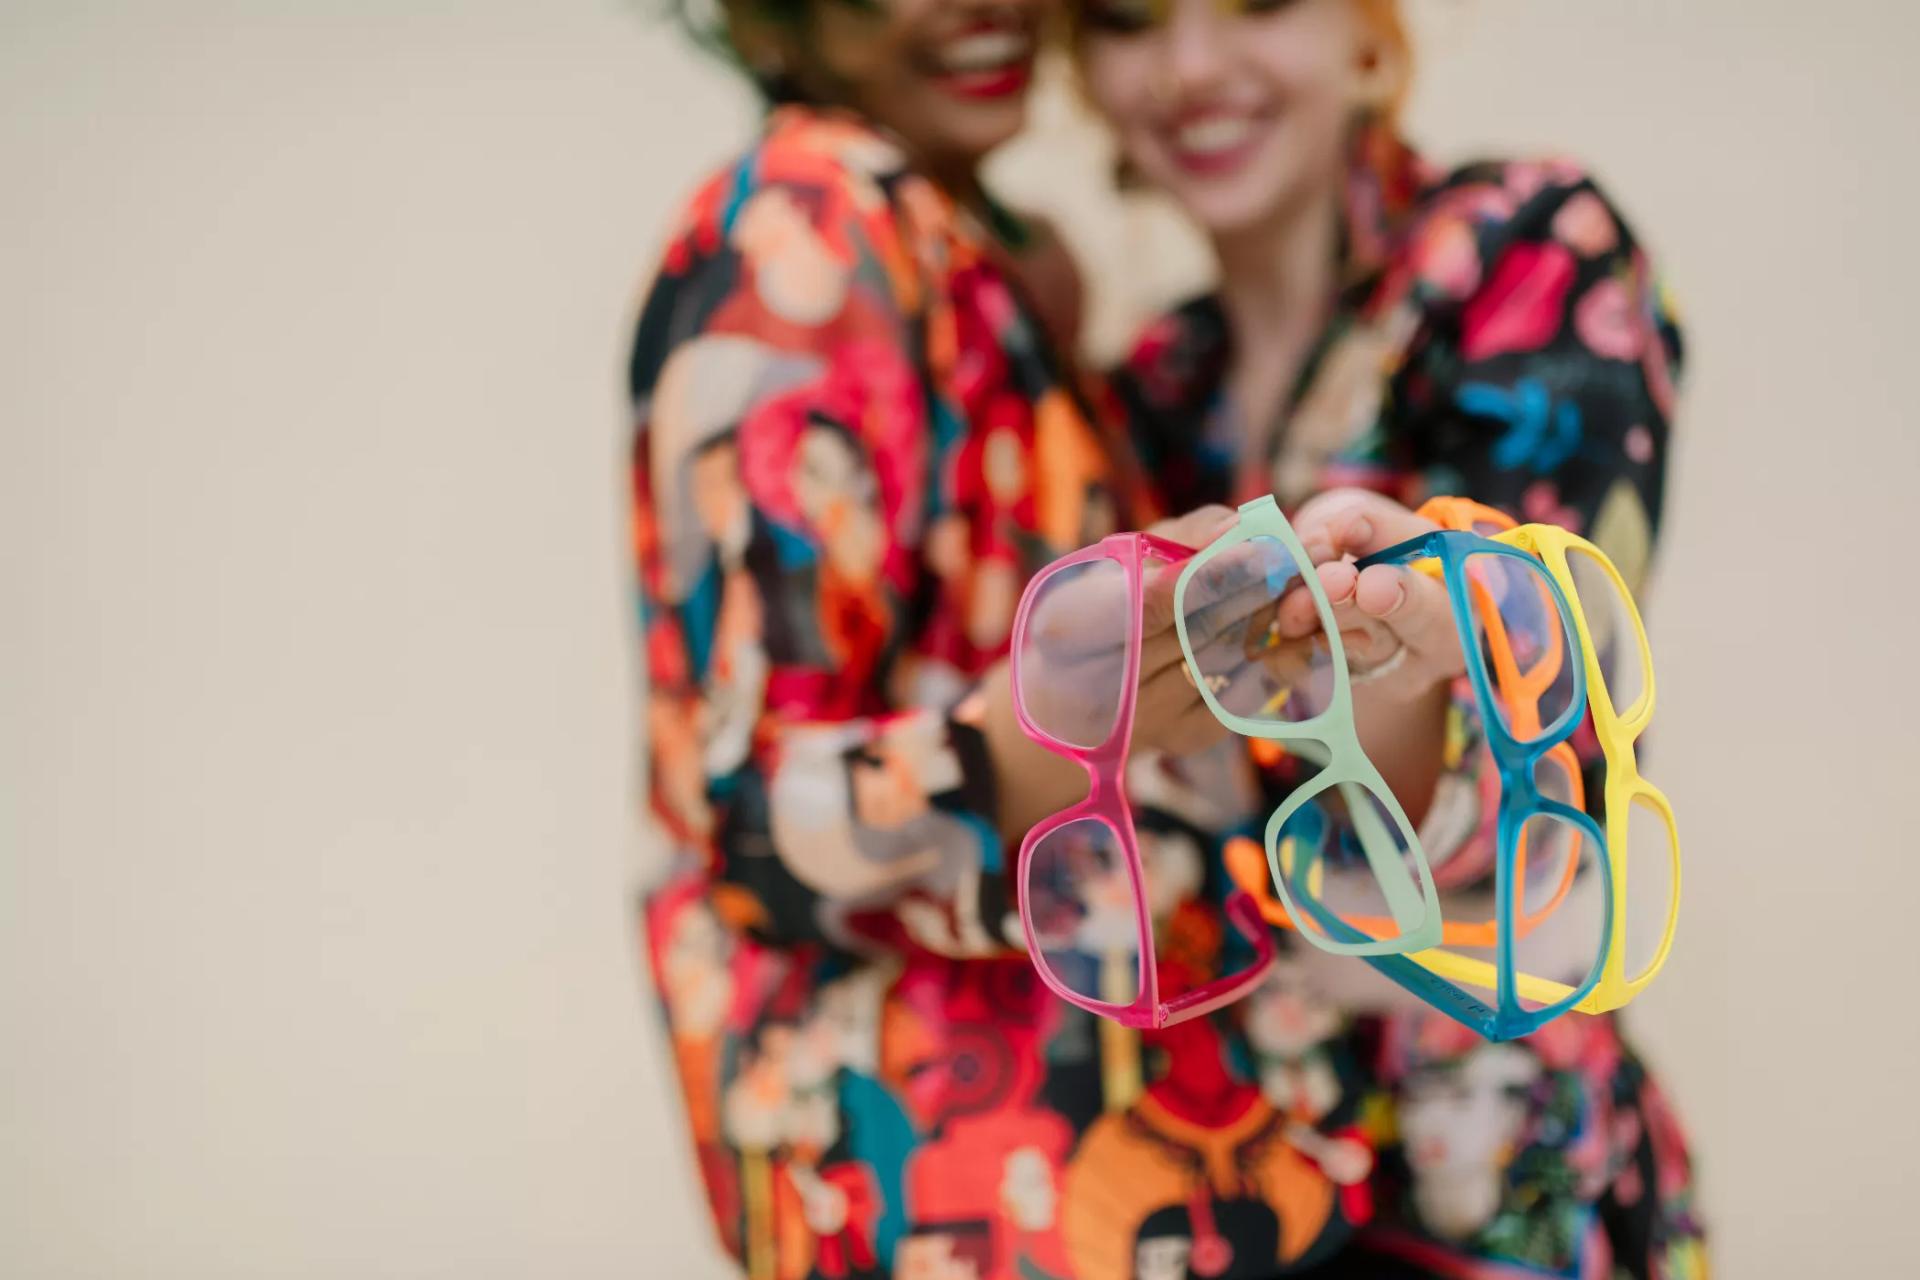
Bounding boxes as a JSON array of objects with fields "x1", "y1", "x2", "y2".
[
  {"x1": 977, "y1": 504, "x2": 1239, "y2": 840},
  {"x1": 1274, "y1": 488, "x2": 1466, "y2": 827},
  {"x1": 981, "y1": 490, "x2": 1464, "y2": 840}
]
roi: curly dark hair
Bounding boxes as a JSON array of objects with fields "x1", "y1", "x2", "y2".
[{"x1": 664, "y1": 0, "x2": 870, "y2": 104}]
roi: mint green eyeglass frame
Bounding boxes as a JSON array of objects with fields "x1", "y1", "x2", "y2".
[{"x1": 1172, "y1": 494, "x2": 1443, "y2": 956}]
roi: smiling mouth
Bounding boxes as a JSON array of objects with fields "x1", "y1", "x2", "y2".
[
  {"x1": 1166, "y1": 109, "x2": 1268, "y2": 176},
  {"x1": 928, "y1": 27, "x2": 1036, "y2": 99}
]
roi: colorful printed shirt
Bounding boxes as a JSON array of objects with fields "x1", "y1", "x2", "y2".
[
  {"x1": 629, "y1": 105, "x2": 1704, "y2": 1280},
  {"x1": 1110, "y1": 128, "x2": 1703, "y2": 1280}
]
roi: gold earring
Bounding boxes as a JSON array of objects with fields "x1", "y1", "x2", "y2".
[{"x1": 1354, "y1": 44, "x2": 1398, "y2": 114}]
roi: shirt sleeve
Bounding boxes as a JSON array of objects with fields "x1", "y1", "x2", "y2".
[
  {"x1": 1392, "y1": 163, "x2": 1685, "y2": 876},
  {"x1": 1405, "y1": 162, "x2": 1682, "y2": 581},
  {"x1": 630, "y1": 159, "x2": 1012, "y2": 959}
]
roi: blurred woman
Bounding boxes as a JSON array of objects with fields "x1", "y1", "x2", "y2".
[
  {"x1": 629, "y1": 0, "x2": 1705, "y2": 1276},
  {"x1": 628, "y1": 2, "x2": 1342, "y2": 1277},
  {"x1": 1071, "y1": 0, "x2": 1708, "y2": 1274}
]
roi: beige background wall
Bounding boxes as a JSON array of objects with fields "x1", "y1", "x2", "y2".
[{"x1": 4, "y1": 1, "x2": 1915, "y2": 1276}]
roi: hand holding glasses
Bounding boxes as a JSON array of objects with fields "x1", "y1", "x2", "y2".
[
  {"x1": 1010, "y1": 493, "x2": 1677, "y2": 1036},
  {"x1": 1011, "y1": 531, "x2": 1277, "y2": 1030},
  {"x1": 1172, "y1": 494, "x2": 1445, "y2": 957},
  {"x1": 1010, "y1": 494, "x2": 1450, "y2": 1037},
  {"x1": 1242, "y1": 511, "x2": 1616, "y2": 1040}
]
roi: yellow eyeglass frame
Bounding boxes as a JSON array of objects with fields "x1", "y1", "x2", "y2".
[{"x1": 1412, "y1": 520, "x2": 1681, "y2": 1014}]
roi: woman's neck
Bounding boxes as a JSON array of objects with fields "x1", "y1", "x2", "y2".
[
  {"x1": 1212, "y1": 181, "x2": 1343, "y2": 357},
  {"x1": 789, "y1": 97, "x2": 987, "y2": 211},
  {"x1": 927, "y1": 153, "x2": 986, "y2": 209},
  {"x1": 1208, "y1": 179, "x2": 1345, "y2": 472}
]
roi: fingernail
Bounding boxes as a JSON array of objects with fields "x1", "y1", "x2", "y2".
[
  {"x1": 1304, "y1": 541, "x2": 1333, "y2": 564},
  {"x1": 1346, "y1": 516, "x2": 1373, "y2": 548},
  {"x1": 1372, "y1": 574, "x2": 1407, "y2": 615}
]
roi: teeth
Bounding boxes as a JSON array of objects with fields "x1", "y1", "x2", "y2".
[
  {"x1": 939, "y1": 31, "x2": 1030, "y2": 73},
  {"x1": 1176, "y1": 115, "x2": 1255, "y2": 155}
]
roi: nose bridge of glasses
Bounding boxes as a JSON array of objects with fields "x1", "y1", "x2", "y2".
[
  {"x1": 1078, "y1": 757, "x2": 1132, "y2": 812},
  {"x1": 1537, "y1": 738, "x2": 1586, "y2": 811}
]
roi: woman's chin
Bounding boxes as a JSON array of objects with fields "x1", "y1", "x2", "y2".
[
  {"x1": 1142, "y1": 156, "x2": 1297, "y2": 240},
  {"x1": 1174, "y1": 183, "x2": 1292, "y2": 239},
  {"x1": 906, "y1": 97, "x2": 1030, "y2": 172}
]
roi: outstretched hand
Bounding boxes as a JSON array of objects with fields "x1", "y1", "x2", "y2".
[{"x1": 1278, "y1": 489, "x2": 1467, "y2": 706}]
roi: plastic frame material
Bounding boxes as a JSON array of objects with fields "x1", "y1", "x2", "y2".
[
  {"x1": 1172, "y1": 494, "x2": 1443, "y2": 958},
  {"x1": 1340, "y1": 527, "x2": 1615, "y2": 1039},
  {"x1": 1485, "y1": 522, "x2": 1682, "y2": 1014},
  {"x1": 1010, "y1": 531, "x2": 1277, "y2": 1029}
]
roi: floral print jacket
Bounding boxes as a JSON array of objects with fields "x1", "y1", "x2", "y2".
[{"x1": 630, "y1": 106, "x2": 1704, "y2": 1280}]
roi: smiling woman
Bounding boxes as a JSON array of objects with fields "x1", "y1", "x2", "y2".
[
  {"x1": 679, "y1": 0, "x2": 1042, "y2": 187},
  {"x1": 626, "y1": 2, "x2": 1313, "y2": 1277},
  {"x1": 1054, "y1": 0, "x2": 1709, "y2": 1274}
]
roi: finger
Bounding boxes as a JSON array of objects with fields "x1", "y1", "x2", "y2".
[
  {"x1": 1024, "y1": 566, "x2": 1134, "y2": 663},
  {"x1": 1153, "y1": 697, "x2": 1234, "y2": 757},
  {"x1": 1350, "y1": 562, "x2": 1466, "y2": 675},
  {"x1": 1313, "y1": 561, "x2": 1410, "y2": 667},
  {"x1": 1144, "y1": 558, "x2": 1284, "y2": 660},
  {"x1": 1168, "y1": 540, "x2": 1293, "y2": 634},
  {"x1": 1274, "y1": 558, "x2": 1352, "y2": 640},
  {"x1": 1145, "y1": 504, "x2": 1238, "y2": 551},
  {"x1": 1337, "y1": 623, "x2": 1394, "y2": 664},
  {"x1": 1317, "y1": 494, "x2": 1441, "y2": 561},
  {"x1": 1139, "y1": 621, "x2": 1199, "y2": 680},
  {"x1": 1138, "y1": 555, "x2": 1253, "y2": 653},
  {"x1": 1141, "y1": 658, "x2": 1235, "y2": 748},
  {"x1": 1135, "y1": 661, "x2": 1212, "y2": 738},
  {"x1": 1139, "y1": 558, "x2": 1180, "y2": 635},
  {"x1": 1288, "y1": 487, "x2": 1376, "y2": 544}
]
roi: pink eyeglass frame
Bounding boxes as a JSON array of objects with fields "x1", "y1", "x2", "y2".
[{"x1": 1009, "y1": 531, "x2": 1277, "y2": 1030}]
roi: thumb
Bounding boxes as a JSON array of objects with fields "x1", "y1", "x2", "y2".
[
  {"x1": 1323, "y1": 494, "x2": 1439, "y2": 561},
  {"x1": 1147, "y1": 503, "x2": 1238, "y2": 551}
]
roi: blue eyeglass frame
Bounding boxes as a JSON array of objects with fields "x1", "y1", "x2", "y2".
[{"x1": 1281, "y1": 530, "x2": 1616, "y2": 1041}]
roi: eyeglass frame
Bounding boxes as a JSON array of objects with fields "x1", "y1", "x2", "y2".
[
  {"x1": 1171, "y1": 494, "x2": 1444, "y2": 957},
  {"x1": 1010, "y1": 530, "x2": 1278, "y2": 1030}
]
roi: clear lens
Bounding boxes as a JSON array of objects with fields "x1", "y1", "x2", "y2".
[
  {"x1": 1423, "y1": 749, "x2": 1581, "y2": 938},
  {"x1": 1180, "y1": 535, "x2": 1335, "y2": 724},
  {"x1": 1015, "y1": 557, "x2": 1130, "y2": 749},
  {"x1": 1461, "y1": 551, "x2": 1579, "y2": 743},
  {"x1": 1510, "y1": 812, "x2": 1608, "y2": 1011},
  {"x1": 1566, "y1": 546, "x2": 1649, "y2": 724},
  {"x1": 1625, "y1": 792, "x2": 1678, "y2": 980},
  {"x1": 1273, "y1": 779, "x2": 1421, "y2": 947},
  {"x1": 1025, "y1": 818, "x2": 1141, "y2": 1005}
]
